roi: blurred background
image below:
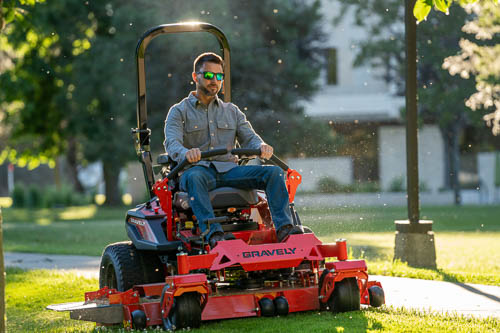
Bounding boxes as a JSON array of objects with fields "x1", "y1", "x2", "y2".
[{"x1": 1, "y1": 0, "x2": 499, "y2": 209}]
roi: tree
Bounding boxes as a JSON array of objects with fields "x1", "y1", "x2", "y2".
[
  {"x1": 334, "y1": 1, "x2": 480, "y2": 204},
  {"x1": 0, "y1": 0, "x2": 93, "y2": 191},
  {"x1": 2, "y1": 0, "x2": 338, "y2": 205},
  {"x1": 443, "y1": 1, "x2": 500, "y2": 136}
]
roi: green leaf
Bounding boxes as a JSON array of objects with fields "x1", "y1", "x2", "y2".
[
  {"x1": 4, "y1": 7, "x2": 16, "y2": 24},
  {"x1": 458, "y1": 0, "x2": 478, "y2": 5},
  {"x1": 414, "y1": 0, "x2": 433, "y2": 22},
  {"x1": 434, "y1": 0, "x2": 451, "y2": 13}
]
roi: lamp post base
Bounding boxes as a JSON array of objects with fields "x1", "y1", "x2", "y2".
[{"x1": 394, "y1": 220, "x2": 436, "y2": 269}]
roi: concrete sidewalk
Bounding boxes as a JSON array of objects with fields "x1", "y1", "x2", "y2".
[
  {"x1": 5, "y1": 252, "x2": 100, "y2": 279},
  {"x1": 5, "y1": 252, "x2": 500, "y2": 319}
]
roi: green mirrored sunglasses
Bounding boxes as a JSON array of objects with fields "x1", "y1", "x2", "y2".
[{"x1": 198, "y1": 71, "x2": 224, "y2": 81}]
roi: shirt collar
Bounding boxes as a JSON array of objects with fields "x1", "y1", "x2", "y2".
[{"x1": 189, "y1": 91, "x2": 221, "y2": 108}]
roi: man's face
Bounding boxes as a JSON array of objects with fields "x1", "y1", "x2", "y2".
[{"x1": 193, "y1": 62, "x2": 224, "y2": 97}]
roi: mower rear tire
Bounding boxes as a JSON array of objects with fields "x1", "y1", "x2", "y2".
[
  {"x1": 99, "y1": 241, "x2": 164, "y2": 291},
  {"x1": 169, "y1": 292, "x2": 202, "y2": 330},
  {"x1": 328, "y1": 277, "x2": 360, "y2": 313}
]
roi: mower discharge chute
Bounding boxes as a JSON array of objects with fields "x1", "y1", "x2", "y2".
[{"x1": 47, "y1": 22, "x2": 385, "y2": 330}]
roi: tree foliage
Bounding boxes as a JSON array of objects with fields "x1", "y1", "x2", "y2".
[
  {"x1": 0, "y1": 0, "x2": 93, "y2": 170},
  {"x1": 443, "y1": 1, "x2": 500, "y2": 135},
  {"x1": 1, "y1": 0, "x2": 338, "y2": 204}
]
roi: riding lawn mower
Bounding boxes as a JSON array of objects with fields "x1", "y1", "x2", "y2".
[{"x1": 48, "y1": 22, "x2": 385, "y2": 331}]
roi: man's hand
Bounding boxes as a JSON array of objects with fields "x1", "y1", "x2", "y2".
[
  {"x1": 260, "y1": 143, "x2": 273, "y2": 160},
  {"x1": 185, "y1": 148, "x2": 201, "y2": 163}
]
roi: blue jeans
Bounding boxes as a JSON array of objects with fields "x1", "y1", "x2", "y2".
[{"x1": 180, "y1": 165, "x2": 293, "y2": 240}]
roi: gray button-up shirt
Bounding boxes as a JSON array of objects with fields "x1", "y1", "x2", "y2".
[{"x1": 164, "y1": 92, "x2": 264, "y2": 172}]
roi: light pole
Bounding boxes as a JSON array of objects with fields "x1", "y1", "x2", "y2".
[{"x1": 393, "y1": 0, "x2": 436, "y2": 268}]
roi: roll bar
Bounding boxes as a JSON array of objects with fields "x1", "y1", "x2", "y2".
[{"x1": 132, "y1": 22, "x2": 231, "y2": 198}]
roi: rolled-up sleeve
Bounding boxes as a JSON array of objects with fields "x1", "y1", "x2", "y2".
[
  {"x1": 235, "y1": 106, "x2": 264, "y2": 149},
  {"x1": 164, "y1": 106, "x2": 188, "y2": 164}
]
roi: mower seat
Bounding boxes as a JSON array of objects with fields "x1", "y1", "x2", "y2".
[{"x1": 174, "y1": 187, "x2": 259, "y2": 210}]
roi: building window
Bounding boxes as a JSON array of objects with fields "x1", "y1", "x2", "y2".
[{"x1": 327, "y1": 48, "x2": 338, "y2": 85}]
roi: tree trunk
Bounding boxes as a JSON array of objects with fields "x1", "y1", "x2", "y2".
[
  {"x1": 450, "y1": 124, "x2": 462, "y2": 205},
  {"x1": 441, "y1": 128, "x2": 452, "y2": 189},
  {"x1": 440, "y1": 124, "x2": 462, "y2": 205},
  {"x1": 66, "y1": 138, "x2": 85, "y2": 193},
  {"x1": 102, "y1": 160, "x2": 121, "y2": 206}
]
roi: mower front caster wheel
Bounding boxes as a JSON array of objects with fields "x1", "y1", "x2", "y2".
[
  {"x1": 368, "y1": 285, "x2": 385, "y2": 307},
  {"x1": 328, "y1": 277, "x2": 360, "y2": 313},
  {"x1": 164, "y1": 292, "x2": 202, "y2": 330}
]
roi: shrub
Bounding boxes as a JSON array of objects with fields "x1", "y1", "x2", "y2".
[
  {"x1": 45, "y1": 184, "x2": 92, "y2": 207},
  {"x1": 356, "y1": 181, "x2": 381, "y2": 193},
  {"x1": 317, "y1": 177, "x2": 349, "y2": 193},
  {"x1": 388, "y1": 176, "x2": 405, "y2": 192},
  {"x1": 317, "y1": 177, "x2": 382, "y2": 194},
  {"x1": 11, "y1": 184, "x2": 25, "y2": 208},
  {"x1": 11, "y1": 183, "x2": 92, "y2": 208},
  {"x1": 26, "y1": 184, "x2": 43, "y2": 208},
  {"x1": 388, "y1": 176, "x2": 430, "y2": 192}
]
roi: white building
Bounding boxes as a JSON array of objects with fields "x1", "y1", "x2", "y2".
[{"x1": 291, "y1": 0, "x2": 446, "y2": 193}]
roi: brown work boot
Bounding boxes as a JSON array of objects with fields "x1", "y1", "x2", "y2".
[{"x1": 277, "y1": 224, "x2": 304, "y2": 242}]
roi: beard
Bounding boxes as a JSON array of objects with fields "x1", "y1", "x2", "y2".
[{"x1": 199, "y1": 82, "x2": 219, "y2": 97}]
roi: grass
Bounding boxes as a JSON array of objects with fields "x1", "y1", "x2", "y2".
[
  {"x1": 2, "y1": 205, "x2": 127, "y2": 256},
  {"x1": 299, "y1": 205, "x2": 500, "y2": 285},
  {"x1": 2, "y1": 204, "x2": 500, "y2": 284},
  {"x1": 6, "y1": 268, "x2": 500, "y2": 333},
  {"x1": 6, "y1": 268, "x2": 96, "y2": 332}
]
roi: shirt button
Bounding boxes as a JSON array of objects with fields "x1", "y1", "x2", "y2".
[
  {"x1": 194, "y1": 125, "x2": 198, "y2": 129},
  {"x1": 211, "y1": 133, "x2": 214, "y2": 136},
  {"x1": 209, "y1": 120, "x2": 213, "y2": 123}
]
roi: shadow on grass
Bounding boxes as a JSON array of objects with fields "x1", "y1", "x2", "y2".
[
  {"x1": 437, "y1": 270, "x2": 500, "y2": 303},
  {"x1": 371, "y1": 260, "x2": 500, "y2": 287}
]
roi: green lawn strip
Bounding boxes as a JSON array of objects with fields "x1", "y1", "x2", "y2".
[
  {"x1": 2, "y1": 205, "x2": 126, "y2": 224},
  {"x1": 3, "y1": 219, "x2": 126, "y2": 256},
  {"x1": 6, "y1": 268, "x2": 499, "y2": 333},
  {"x1": 298, "y1": 205, "x2": 500, "y2": 233},
  {"x1": 3, "y1": 205, "x2": 500, "y2": 284}
]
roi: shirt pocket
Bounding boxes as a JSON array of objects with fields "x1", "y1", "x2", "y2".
[
  {"x1": 186, "y1": 123, "x2": 204, "y2": 132},
  {"x1": 216, "y1": 115, "x2": 236, "y2": 145},
  {"x1": 184, "y1": 119, "x2": 208, "y2": 148},
  {"x1": 216, "y1": 115, "x2": 236, "y2": 130}
]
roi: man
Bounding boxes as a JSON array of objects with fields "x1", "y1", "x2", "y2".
[{"x1": 164, "y1": 52, "x2": 303, "y2": 248}]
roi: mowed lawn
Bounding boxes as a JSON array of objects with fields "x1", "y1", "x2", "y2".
[
  {"x1": 298, "y1": 205, "x2": 500, "y2": 285},
  {"x1": 6, "y1": 268, "x2": 499, "y2": 333},
  {"x1": 2, "y1": 205, "x2": 500, "y2": 332},
  {"x1": 2, "y1": 204, "x2": 500, "y2": 284}
]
